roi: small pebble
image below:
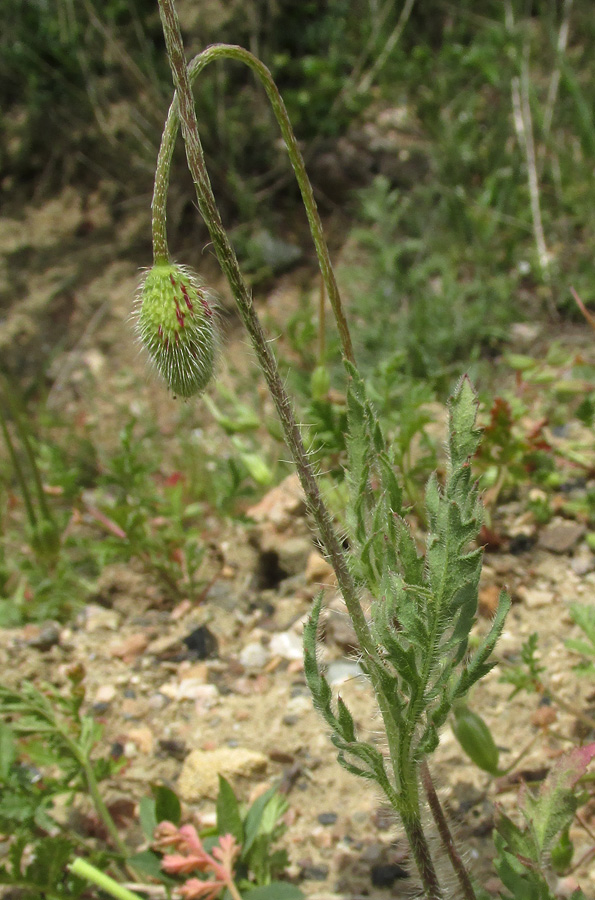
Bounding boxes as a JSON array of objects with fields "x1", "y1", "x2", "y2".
[
  {"x1": 571, "y1": 551, "x2": 595, "y2": 576},
  {"x1": 300, "y1": 864, "x2": 329, "y2": 881},
  {"x1": 516, "y1": 585, "x2": 554, "y2": 609},
  {"x1": 239, "y1": 642, "x2": 270, "y2": 669},
  {"x1": 27, "y1": 624, "x2": 60, "y2": 651},
  {"x1": 148, "y1": 692, "x2": 169, "y2": 710},
  {"x1": 95, "y1": 684, "x2": 117, "y2": 704},
  {"x1": 539, "y1": 519, "x2": 586, "y2": 554},
  {"x1": 183, "y1": 624, "x2": 219, "y2": 660},
  {"x1": 317, "y1": 812, "x2": 338, "y2": 826},
  {"x1": 158, "y1": 738, "x2": 186, "y2": 760},
  {"x1": 83, "y1": 605, "x2": 121, "y2": 632},
  {"x1": 269, "y1": 630, "x2": 303, "y2": 661}
]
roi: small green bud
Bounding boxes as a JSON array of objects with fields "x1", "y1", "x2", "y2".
[
  {"x1": 310, "y1": 365, "x2": 331, "y2": 401},
  {"x1": 136, "y1": 263, "x2": 218, "y2": 398},
  {"x1": 452, "y1": 703, "x2": 500, "y2": 775}
]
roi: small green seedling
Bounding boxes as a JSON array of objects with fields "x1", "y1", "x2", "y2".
[{"x1": 0, "y1": 669, "x2": 127, "y2": 898}]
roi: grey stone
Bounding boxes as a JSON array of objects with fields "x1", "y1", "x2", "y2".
[{"x1": 538, "y1": 518, "x2": 586, "y2": 554}]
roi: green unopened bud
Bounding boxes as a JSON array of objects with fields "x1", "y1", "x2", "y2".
[
  {"x1": 452, "y1": 703, "x2": 500, "y2": 775},
  {"x1": 136, "y1": 263, "x2": 218, "y2": 398}
]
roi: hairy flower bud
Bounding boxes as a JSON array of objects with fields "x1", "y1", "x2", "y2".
[{"x1": 135, "y1": 263, "x2": 218, "y2": 398}]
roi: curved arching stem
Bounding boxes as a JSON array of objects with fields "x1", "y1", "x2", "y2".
[
  {"x1": 156, "y1": 0, "x2": 373, "y2": 670},
  {"x1": 151, "y1": 42, "x2": 355, "y2": 365}
]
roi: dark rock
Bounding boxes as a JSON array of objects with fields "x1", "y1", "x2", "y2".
[
  {"x1": 370, "y1": 863, "x2": 409, "y2": 887},
  {"x1": 92, "y1": 702, "x2": 110, "y2": 715},
  {"x1": 317, "y1": 812, "x2": 338, "y2": 826},
  {"x1": 256, "y1": 549, "x2": 288, "y2": 590},
  {"x1": 27, "y1": 623, "x2": 60, "y2": 651},
  {"x1": 282, "y1": 715, "x2": 299, "y2": 726},
  {"x1": 300, "y1": 864, "x2": 329, "y2": 881},
  {"x1": 158, "y1": 739, "x2": 186, "y2": 761},
  {"x1": 183, "y1": 624, "x2": 218, "y2": 659},
  {"x1": 269, "y1": 749, "x2": 295, "y2": 764},
  {"x1": 509, "y1": 534, "x2": 536, "y2": 554}
]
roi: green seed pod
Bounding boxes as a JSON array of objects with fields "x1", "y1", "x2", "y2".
[
  {"x1": 452, "y1": 703, "x2": 500, "y2": 775},
  {"x1": 135, "y1": 263, "x2": 218, "y2": 398}
]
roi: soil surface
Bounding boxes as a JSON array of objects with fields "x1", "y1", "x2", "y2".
[{"x1": 1, "y1": 185, "x2": 594, "y2": 900}]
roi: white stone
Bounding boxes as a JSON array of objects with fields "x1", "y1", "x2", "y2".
[
  {"x1": 239, "y1": 642, "x2": 270, "y2": 669},
  {"x1": 269, "y1": 630, "x2": 303, "y2": 660}
]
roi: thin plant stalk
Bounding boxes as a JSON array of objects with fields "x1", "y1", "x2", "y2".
[
  {"x1": 156, "y1": 2, "x2": 447, "y2": 895},
  {"x1": 510, "y1": 61, "x2": 550, "y2": 281},
  {"x1": 318, "y1": 275, "x2": 326, "y2": 366},
  {"x1": 69, "y1": 858, "x2": 143, "y2": 900},
  {"x1": 505, "y1": 4, "x2": 551, "y2": 291},
  {"x1": 543, "y1": 0, "x2": 574, "y2": 139},
  {"x1": 316, "y1": 0, "x2": 417, "y2": 133},
  {"x1": 421, "y1": 761, "x2": 477, "y2": 900},
  {"x1": 151, "y1": 42, "x2": 355, "y2": 365},
  {"x1": 0, "y1": 399, "x2": 37, "y2": 533},
  {"x1": 356, "y1": 0, "x2": 416, "y2": 95}
]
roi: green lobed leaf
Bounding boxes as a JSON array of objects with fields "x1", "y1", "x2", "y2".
[
  {"x1": 454, "y1": 590, "x2": 511, "y2": 700},
  {"x1": 448, "y1": 376, "x2": 482, "y2": 472}
]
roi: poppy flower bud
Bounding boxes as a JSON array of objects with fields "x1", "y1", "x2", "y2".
[{"x1": 136, "y1": 263, "x2": 218, "y2": 398}]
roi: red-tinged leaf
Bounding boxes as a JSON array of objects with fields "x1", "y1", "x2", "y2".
[
  {"x1": 164, "y1": 471, "x2": 185, "y2": 487},
  {"x1": 523, "y1": 742, "x2": 595, "y2": 855}
]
